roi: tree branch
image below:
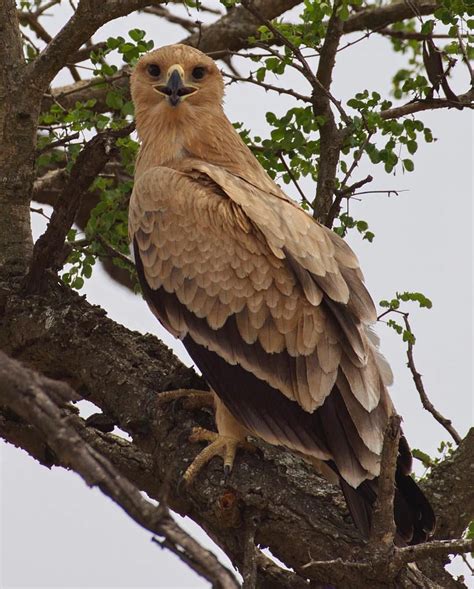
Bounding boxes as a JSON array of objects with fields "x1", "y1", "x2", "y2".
[
  {"x1": 27, "y1": 0, "x2": 167, "y2": 90},
  {"x1": 402, "y1": 314, "x2": 462, "y2": 445},
  {"x1": 24, "y1": 123, "x2": 134, "y2": 292},
  {"x1": 343, "y1": 0, "x2": 439, "y2": 34},
  {"x1": 380, "y1": 88, "x2": 474, "y2": 120},
  {"x1": 0, "y1": 349, "x2": 239, "y2": 589},
  {"x1": 311, "y1": 2, "x2": 347, "y2": 223},
  {"x1": 0, "y1": 284, "x2": 472, "y2": 588},
  {"x1": 370, "y1": 414, "x2": 401, "y2": 547}
]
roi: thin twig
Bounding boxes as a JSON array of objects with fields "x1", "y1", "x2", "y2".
[
  {"x1": 326, "y1": 174, "x2": 373, "y2": 228},
  {"x1": 402, "y1": 314, "x2": 462, "y2": 444},
  {"x1": 380, "y1": 88, "x2": 474, "y2": 119},
  {"x1": 36, "y1": 131, "x2": 80, "y2": 155},
  {"x1": 142, "y1": 6, "x2": 199, "y2": 33},
  {"x1": 278, "y1": 153, "x2": 313, "y2": 209},
  {"x1": 350, "y1": 189, "x2": 405, "y2": 197},
  {"x1": 96, "y1": 234, "x2": 134, "y2": 270},
  {"x1": 340, "y1": 132, "x2": 374, "y2": 191},
  {"x1": 394, "y1": 538, "x2": 474, "y2": 566},
  {"x1": 30, "y1": 207, "x2": 51, "y2": 221},
  {"x1": 222, "y1": 71, "x2": 312, "y2": 102}
]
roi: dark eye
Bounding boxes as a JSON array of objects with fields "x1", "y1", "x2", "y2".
[
  {"x1": 147, "y1": 64, "x2": 161, "y2": 78},
  {"x1": 192, "y1": 66, "x2": 206, "y2": 80}
]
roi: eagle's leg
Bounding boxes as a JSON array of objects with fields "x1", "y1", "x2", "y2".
[
  {"x1": 157, "y1": 388, "x2": 215, "y2": 410},
  {"x1": 183, "y1": 396, "x2": 255, "y2": 484}
]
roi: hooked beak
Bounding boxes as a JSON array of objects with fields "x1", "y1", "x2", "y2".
[{"x1": 154, "y1": 64, "x2": 198, "y2": 106}]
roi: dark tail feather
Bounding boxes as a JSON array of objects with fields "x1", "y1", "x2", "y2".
[
  {"x1": 340, "y1": 445, "x2": 436, "y2": 545},
  {"x1": 395, "y1": 471, "x2": 436, "y2": 544},
  {"x1": 340, "y1": 477, "x2": 374, "y2": 539}
]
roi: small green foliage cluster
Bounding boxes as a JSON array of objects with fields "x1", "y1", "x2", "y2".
[
  {"x1": 413, "y1": 440, "x2": 455, "y2": 477},
  {"x1": 333, "y1": 214, "x2": 374, "y2": 242},
  {"x1": 379, "y1": 291, "x2": 433, "y2": 343},
  {"x1": 62, "y1": 136, "x2": 139, "y2": 290},
  {"x1": 235, "y1": 1, "x2": 446, "y2": 245},
  {"x1": 346, "y1": 91, "x2": 434, "y2": 174},
  {"x1": 237, "y1": 107, "x2": 322, "y2": 184},
  {"x1": 62, "y1": 229, "x2": 96, "y2": 291}
]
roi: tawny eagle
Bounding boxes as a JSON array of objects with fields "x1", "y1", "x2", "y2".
[{"x1": 129, "y1": 44, "x2": 435, "y2": 544}]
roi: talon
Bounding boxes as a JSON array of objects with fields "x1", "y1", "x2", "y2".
[
  {"x1": 223, "y1": 464, "x2": 232, "y2": 482},
  {"x1": 182, "y1": 427, "x2": 255, "y2": 485}
]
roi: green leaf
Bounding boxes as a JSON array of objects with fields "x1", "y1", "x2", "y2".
[
  {"x1": 72, "y1": 276, "x2": 84, "y2": 290},
  {"x1": 412, "y1": 448, "x2": 434, "y2": 468},
  {"x1": 128, "y1": 28, "x2": 145, "y2": 42},
  {"x1": 403, "y1": 158, "x2": 414, "y2": 172}
]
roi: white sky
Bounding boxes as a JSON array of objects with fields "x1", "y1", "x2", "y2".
[{"x1": 1, "y1": 2, "x2": 472, "y2": 588}]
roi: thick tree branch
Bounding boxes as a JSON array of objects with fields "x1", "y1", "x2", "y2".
[
  {"x1": 0, "y1": 284, "x2": 472, "y2": 589},
  {"x1": 0, "y1": 0, "x2": 36, "y2": 276},
  {"x1": 343, "y1": 0, "x2": 439, "y2": 34},
  {"x1": 370, "y1": 415, "x2": 401, "y2": 547},
  {"x1": 0, "y1": 350, "x2": 239, "y2": 589},
  {"x1": 311, "y1": 3, "x2": 346, "y2": 223},
  {"x1": 380, "y1": 88, "x2": 474, "y2": 120}
]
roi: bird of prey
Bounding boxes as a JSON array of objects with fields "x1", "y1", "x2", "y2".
[{"x1": 129, "y1": 44, "x2": 435, "y2": 544}]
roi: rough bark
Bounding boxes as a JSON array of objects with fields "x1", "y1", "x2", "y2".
[{"x1": 0, "y1": 0, "x2": 38, "y2": 276}]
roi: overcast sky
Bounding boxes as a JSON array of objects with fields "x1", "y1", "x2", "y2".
[{"x1": 1, "y1": 2, "x2": 472, "y2": 588}]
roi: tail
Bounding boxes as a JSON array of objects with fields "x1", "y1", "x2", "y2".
[{"x1": 340, "y1": 436, "x2": 436, "y2": 545}]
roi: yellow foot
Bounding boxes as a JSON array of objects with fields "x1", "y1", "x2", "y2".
[
  {"x1": 157, "y1": 389, "x2": 214, "y2": 411},
  {"x1": 184, "y1": 426, "x2": 256, "y2": 484}
]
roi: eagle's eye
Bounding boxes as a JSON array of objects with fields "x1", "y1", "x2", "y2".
[
  {"x1": 192, "y1": 66, "x2": 206, "y2": 80},
  {"x1": 147, "y1": 64, "x2": 161, "y2": 78}
]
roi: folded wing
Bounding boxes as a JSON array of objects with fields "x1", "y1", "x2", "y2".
[{"x1": 129, "y1": 163, "x2": 392, "y2": 488}]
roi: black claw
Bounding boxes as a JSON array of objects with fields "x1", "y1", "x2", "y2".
[
  {"x1": 223, "y1": 464, "x2": 232, "y2": 482},
  {"x1": 177, "y1": 474, "x2": 190, "y2": 495}
]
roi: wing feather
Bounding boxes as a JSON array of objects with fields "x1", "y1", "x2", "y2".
[{"x1": 129, "y1": 164, "x2": 392, "y2": 484}]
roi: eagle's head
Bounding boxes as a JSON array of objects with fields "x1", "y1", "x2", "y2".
[{"x1": 131, "y1": 44, "x2": 224, "y2": 116}]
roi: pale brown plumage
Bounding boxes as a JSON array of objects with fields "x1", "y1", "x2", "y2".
[{"x1": 129, "y1": 44, "x2": 434, "y2": 543}]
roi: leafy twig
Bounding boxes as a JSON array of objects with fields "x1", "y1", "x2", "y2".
[
  {"x1": 278, "y1": 152, "x2": 312, "y2": 209},
  {"x1": 36, "y1": 131, "x2": 80, "y2": 155}
]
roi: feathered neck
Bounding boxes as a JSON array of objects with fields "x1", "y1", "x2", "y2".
[{"x1": 134, "y1": 102, "x2": 276, "y2": 193}]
